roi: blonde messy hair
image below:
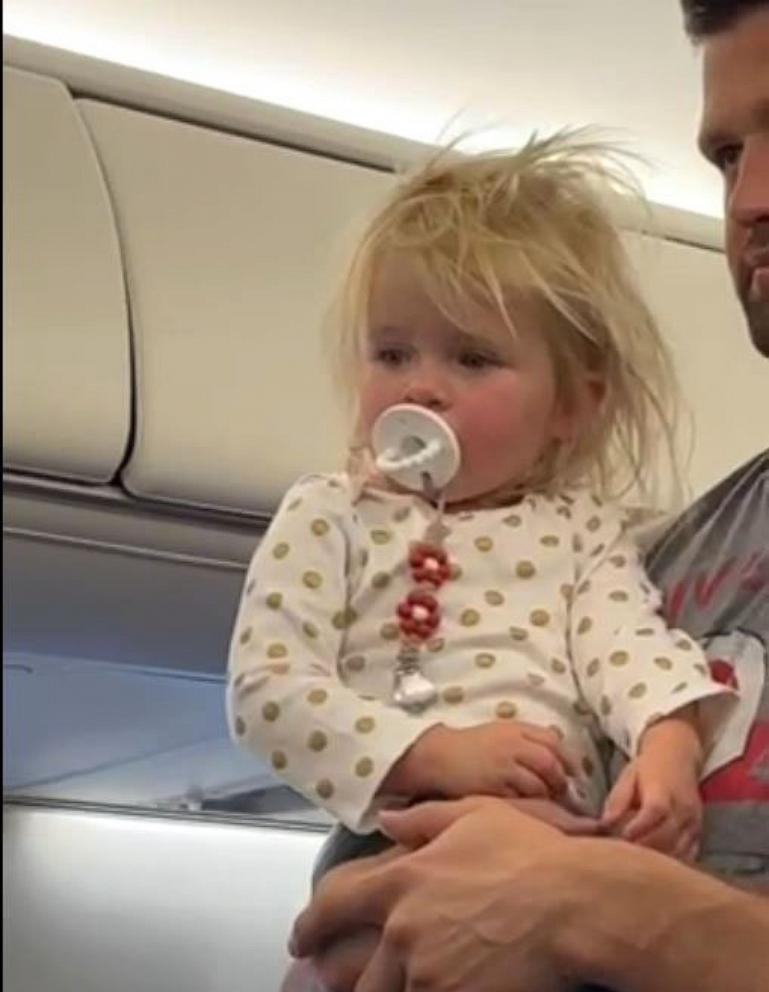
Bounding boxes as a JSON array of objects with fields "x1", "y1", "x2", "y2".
[{"x1": 331, "y1": 129, "x2": 678, "y2": 503}]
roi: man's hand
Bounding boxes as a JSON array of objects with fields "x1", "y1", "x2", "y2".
[
  {"x1": 295, "y1": 797, "x2": 599, "y2": 992},
  {"x1": 291, "y1": 797, "x2": 584, "y2": 992}
]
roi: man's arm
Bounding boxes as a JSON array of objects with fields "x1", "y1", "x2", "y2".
[{"x1": 292, "y1": 798, "x2": 769, "y2": 992}]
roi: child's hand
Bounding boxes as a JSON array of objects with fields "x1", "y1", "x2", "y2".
[
  {"x1": 429, "y1": 720, "x2": 577, "y2": 801},
  {"x1": 601, "y1": 753, "x2": 702, "y2": 861}
]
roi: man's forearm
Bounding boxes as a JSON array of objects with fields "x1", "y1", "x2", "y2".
[{"x1": 555, "y1": 839, "x2": 769, "y2": 991}]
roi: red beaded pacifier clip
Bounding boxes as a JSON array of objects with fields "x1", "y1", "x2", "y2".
[{"x1": 371, "y1": 405, "x2": 461, "y2": 712}]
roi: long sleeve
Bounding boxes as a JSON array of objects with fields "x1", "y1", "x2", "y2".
[
  {"x1": 227, "y1": 475, "x2": 441, "y2": 832},
  {"x1": 567, "y1": 497, "x2": 736, "y2": 758}
]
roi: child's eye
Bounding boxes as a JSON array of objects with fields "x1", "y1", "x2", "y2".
[
  {"x1": 458, "y1": 349, "x2": 500, "y2": 371},
  {"x1": 372, "y1": 346, "x2": 410, "y2": 368}
]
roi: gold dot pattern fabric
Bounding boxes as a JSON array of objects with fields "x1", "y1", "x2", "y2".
[{"x1": 227, "y1": 473, "x2": 735, "y2": 831}]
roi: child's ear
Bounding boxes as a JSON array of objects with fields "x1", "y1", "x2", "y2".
[{"x1": 552, "y1": 374, "x2": 606, "y2": 441}]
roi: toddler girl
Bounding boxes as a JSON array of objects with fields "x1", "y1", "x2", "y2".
[{"x1": 227, "y1": 132, "x2": 736, "y2": 859}]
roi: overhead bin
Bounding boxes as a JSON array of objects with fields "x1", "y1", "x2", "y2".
[
  {"x1": 78, "y1": 99, "x2": 395, "y2": 514},
  {"x1": 3, "y1": 68, "x2": 131, "y2": 483}
]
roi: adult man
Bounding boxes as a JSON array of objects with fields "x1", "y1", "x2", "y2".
[{"x1": 289, "y1": 2, "x2": 769, "y2": 988}]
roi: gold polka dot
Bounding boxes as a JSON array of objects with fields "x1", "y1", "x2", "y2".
[
  {"x1": 609, "y1": 590, "x2": 629, "y2": 602},
  {"x1": 346, "y1": 655, "x2": 365, "y2": 672},
  {"x1": 586, "y1": 516, "x2": 602, "y2": 532},
  {"x1": 287, "y1": 498, "x2": 302, "y2": 511},
  {"x1": 234, "y1": 717, "x2": 246, "y2": 736},
  {"x1": 694, "y1": 662, "x2": 709, "y2": 677},
  {"x1": 372, "y1": 572, "x2": 391, "y2": 590},
  {"x1": 380, "y1": 622, "x2": 400, "y2": 640},
  {"x1": 267, "y1": 662, "x2": 290, "y2": 675},
  {"x1": 591, "y1": 495, "x2": 603, "y2": 507},
  {"x1": 271, "y1": 750, "x2": 288, "y2": 770},
  {"x1": 332, "y1": 607, "x2": 358, "y2": 630},
  {"x1": 262, "y1": 702, "x2": 280, "y2": 722},
  {"x1": 609, "y1": 651, "x2": 629, "y2": 667},
  {"x1": 310, "y1": 519, "x2": 329, "y2": 537},
  {"x1": 233, "y1": 673, "x2": 247, "y2": 690},
  {"x1": 484, "y1": 590, "x2": 505, "y2": 606},
  {"x1": 316, "y1": 779, "x2": 334, "y2": 799},
  {"x1": 636, "y1": 627, "x2": 655, "y2": 636},
  {"x1": 551, "y1": 658, "x2": 567, "y2": 674},
  {"x1": 516, "y1": 561, "x2": 537, "y2": 579},
  {"x1": 475, "y1": 652, "x2": 496, "y2": 669},
  {"x1": 450, "y1": 563, "x2": 463, "y2": 581},
  {"x1": 239, "y1": 627, "x2": 253, "y2": 645},
  {"x1": 443, "y1": 686, "x2": 465, "y2": 704},
  {"x1": 308, "y1": 730, "x2": 328, "y2": 752},
  {"x1": 265, "y1": 592, "x2": 282, "y2": 610},
  {"x1": 577, "y1": 617, "x2": 593, "y2": 635},
  {"x1": 557, "y1": 506, "x2": 572, "y2": 519},
  {"x1": 273, "y1": 542, "x2": 290, "y2": 560},
  {"x1": 393, "y1": 506, "x2": 411, "y2": 522},
  {"x1": 586, "y1": 658, "x2": 601, "y2": 677},
  {"x1": 590, "y1": 543, "x2": 606, "y2": 558},
  {"x1": 509, "y1": 626, "x2": 528, "y2": 641},
  {"x1": 654, "y1": 656, "x2": 673, "y2": 671},
  {"x1": 503, "y1": 514, "x2": 522, "y2": 527},
  {"x1": 356, "y1": 758, "x2": 374, "y2": 778},
  {"x1": 303, "y1": 621, "x2": 319, "y2": 639},
  {"x1": 528, "y1": 672, "x2": 546, "y2": 687},
  {"x1": 582, "y1": 756, "x2": 595, "y2": 777},
  {"x1": 573, "y1": 699, "x2": 592, "y2": 717},
  {"x1": 572, "y1": 535, "x2": 584, "y2": 553},
  {"x1": 530, "y1": 609, "x2": 550, "y2": 627},
  {"x1": 496, "y1": 701, "x2": 518, "y2": 719},
  {"x1": 303, "y1": 570, "x2": 323, "y2": 589},
  {"x1": 609, "y1": 555, "x2": 627, "y2": 568},
  {"x1": 308, "y1": 688, "x2": 329, "y2": 705},
  {"x1": 541, "y1": 535, "x2": 560, "y2": 547},
  {"x1": 427, "y1": 637, "x2": 445, "y2": 653},
  {"x1": 355, "y1": 716, "x2": 376, "y2": 734},
  {"x1": 676, "y1": 639, "x2": 693, "y2": 652},
  {"x1": 600, "y1": 695, "x2": 612, "y2": 716},
  {"x1": 561, "y1": 584, "x2": 574, "y2": 602},
  {"x1": 673, "y1": 681, "x2": 689, "y2": 694},
  {"x1": 628, "y1": 683, "x2": 648, "y2": 699},
  {"x1": 371, "y1": 529, "x2": 392, "y2": 545},
  {"x1": 460, "y1": 609, "x2": 481, "y2": 627},
  {"x1": 267, "y1": 642, "x2": 288, "y2": 659},
  {"x1": 475, "y1": 536, "x2": 494, "y2": 552},
  {"x1": 577, "y1": 580, "x2": 591, "y2": 595}
]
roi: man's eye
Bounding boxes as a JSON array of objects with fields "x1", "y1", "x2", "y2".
[{"x1": 713, "y1": 144, "x2": 742, "y2": 172}]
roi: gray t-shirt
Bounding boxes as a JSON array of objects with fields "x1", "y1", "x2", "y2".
[{"x1": 645, "y1": 450, "x2": 769, "y2": 884}]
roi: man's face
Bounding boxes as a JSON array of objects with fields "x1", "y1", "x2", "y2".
[{"x1": 699, "y1": 8, "x2": 769, "y2": 356}]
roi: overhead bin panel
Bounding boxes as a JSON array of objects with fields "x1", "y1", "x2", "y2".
[
  {"x1": 3, "y1": 68, "x2": 131, "y2": 483},
  {"x1": 78, "y1": 99, "x2": 395, "y2": 514}
]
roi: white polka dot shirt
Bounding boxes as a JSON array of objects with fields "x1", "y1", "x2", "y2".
[{"x1": 228, "y1": 473, "x2": 734, "y2": 832}]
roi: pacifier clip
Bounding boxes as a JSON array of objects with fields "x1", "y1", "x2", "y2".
[{"x1": 371, "y1": 405, "x2": 461, "y2": 713}]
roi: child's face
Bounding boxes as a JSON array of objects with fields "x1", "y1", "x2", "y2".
[{"x1": 359, "y1": 255, "x2": 575, "y2": 504}]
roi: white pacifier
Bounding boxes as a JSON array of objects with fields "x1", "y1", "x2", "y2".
[{"x1": 371, "y1": 404, "x2": 461, "y2": 495}]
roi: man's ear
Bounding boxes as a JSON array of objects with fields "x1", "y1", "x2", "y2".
[{"x1": 551, "y1": 374, "x2": 606, "y2": 441}]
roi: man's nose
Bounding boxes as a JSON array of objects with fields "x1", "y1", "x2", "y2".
[{"x1": 728, "y1": 137, "x2": 769, "y2": 228}]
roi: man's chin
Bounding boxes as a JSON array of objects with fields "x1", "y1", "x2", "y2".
[{"x1": 744, "y1": 299, "x2": 769, "y2": 358}]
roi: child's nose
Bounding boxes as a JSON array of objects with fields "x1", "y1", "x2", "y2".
[{"x1": 403, "y1": 369, "x2": 451, "y2": 411}]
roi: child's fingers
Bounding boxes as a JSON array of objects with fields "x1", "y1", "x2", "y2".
[
  {"x1": 601, "y1": 767, "x2": 637, "y2": 830},
  {"x1": 516, "y1": 743, "x2": 570, "y2": 796},
  {"x1": 620, "y1": 801, "x2": 669, "y2": 843},
  {"x1": 505, "y1": 764, "x2": 551, "y2": 799},
  {"x1": 520, "y1": 726, "x2": 577, "y2": 775}
]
